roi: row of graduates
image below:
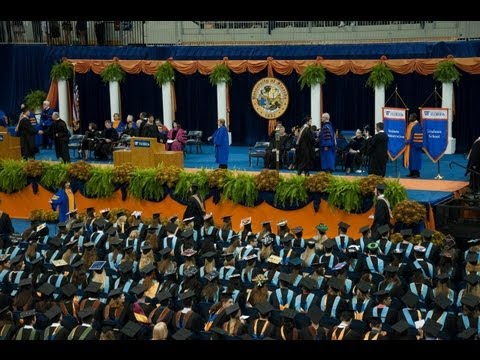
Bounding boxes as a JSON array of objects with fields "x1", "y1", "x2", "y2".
[{"x1": 0, "y1": 217, "x2": 479, "y2": 340}]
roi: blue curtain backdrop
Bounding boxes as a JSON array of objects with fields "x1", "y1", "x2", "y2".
[{"x1": 1, "y1": 43, "x2": 480, "y2": 150}]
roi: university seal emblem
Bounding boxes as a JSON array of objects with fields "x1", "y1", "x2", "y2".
[{"x1": 251, "y1": 77, "x2": 289, "y2": 119}]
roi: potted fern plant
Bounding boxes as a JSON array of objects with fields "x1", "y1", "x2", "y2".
[
  {"x1": 50, "y1": 61, "x2": 73, "y2": 81},
  {"x1": 154, "y1": 62, "x2": 175, "y2": 86},
  {"x1": 209, "y1": 63, "x2": 231, "y2": 86},
  {"x1": 367, "y1": 61, "x2": 394, "y2": 128},
  {"x1": 433, "y1": 60, "x2": 460, "y2": 84},
  {"x1": 100, "y1": 63, "x2": 126, "y2": 83},
  {"x1": 24, "y1": 90, "x2": 47, "y2": 111}
]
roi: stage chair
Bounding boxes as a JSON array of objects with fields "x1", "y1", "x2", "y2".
[
  {"x1": 248, "y1": 141, "x2": 270, "y2": 167},
  {"x1": 186, "y1": 130, "x2": 203, "y2": 153},
  {"x1": 68, "y1": 134, "x2": 85, "y2": 158}
]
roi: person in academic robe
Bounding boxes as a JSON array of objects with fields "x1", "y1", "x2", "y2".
[
  {"x1": 404, "y1": 113, "x2": 424, "y2": 178},
  {"x1": 208, "y1": 118, "x2": 229, "y2": 169},
  {"x1": 344, "y1": 129, "x2": 366, "y2": 174},
  {"x1": 50, "y1": 180, "x2": 76, "y2": 223},
  {"x1": 365, "y1": 122, "x2": 389, "y2": 177},
  {"x1": 370, "y1": 184, "x2": 392, "y2": 241},
  {"x1": 264, "y1": 125, "x2": 290, "y2": 169},
  {"x1": 466, "y1": 135, "x2": 480, "y2": 193},
  {"x1": 294, "y1": 116, "x2": 316, "y2": 176},
  {"x1": 51, "y1": 112, "x2": 70, "y2": 163},
  {"x1": 166, "y1": 121, "x2": 187, "y2": 151},
  {"x1": 17, "y1": 107, "x2": 42, "y2": 160},
  {"x1": 0, "y1": 207, "x2": 14, "y2": 249},
  {"x1": 13, "y1": 310, "x2": 41, "y2": 340},
  {"x1": 319, "y1": 113, "x2": 336, "y2": 173},
  {"x1": 183, "y1": 183, "x2": 206, "y2": 231},
  {"x1": 67, "y1": 307, "x2": 100, "y2": 340}
]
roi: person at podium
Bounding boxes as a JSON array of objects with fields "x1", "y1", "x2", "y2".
[{"x1": 166, "y1": 121, "x2": 187, "y2": 152}]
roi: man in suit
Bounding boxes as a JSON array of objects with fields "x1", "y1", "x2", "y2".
[{"x1": 366, "y1": 122, "x2": 389, "y2": 177}]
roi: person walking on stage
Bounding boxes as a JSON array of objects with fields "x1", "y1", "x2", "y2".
[
  {"x1": 370, "y1": 184, "x2": 392, "y2": 240},
  {"x1": 51, "y1": 112, "x2": 71, "y2": 163},
  {"x1": 404, "y1": 113, "x2": 423, "y2": 178},
  {"x1": 319, "y1": 113, "x2": 336, "y2": 173},
  {"x1": 295, "y1": 116, "x2": 316, "y2": 176},
  {"x1": 365, "y1": 122, "x2": 389, "y2": 177},
  {"x1": 208, "y1": 118, "x2": 229, "y2": 169},
  {"x1": 183, "y1": 182, "x2": 206, "y2": 231},
  {"x1": 50, "y1": 180, "x2": 76, "y2": 223}
]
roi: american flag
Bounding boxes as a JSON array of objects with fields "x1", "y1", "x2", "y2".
[{"x1": 72, "y1": 80, "x2": 80, "y2": 123}]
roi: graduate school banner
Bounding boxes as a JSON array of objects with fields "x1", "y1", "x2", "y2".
[
  {"x1": 420, "y1": 108, "x2": 448, "y2": 163},
  {"x1": 383, "y1": 107, "x2": 407, "y2": 160}
]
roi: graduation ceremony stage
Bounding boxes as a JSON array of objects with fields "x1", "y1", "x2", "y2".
[{"x1": 1, "y1": 145, "x2": 470, "y2": 237}]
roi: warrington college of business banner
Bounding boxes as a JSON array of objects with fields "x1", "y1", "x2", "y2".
[
  {"x1": 383, "y1": 107, "x2": 406, "y2": 160},
  {"x1": 420, "y1": 108, "x2": 448, "y2": 163}
]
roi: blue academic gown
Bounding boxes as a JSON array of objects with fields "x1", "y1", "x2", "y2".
[
  {"x1": 51, "y1": 189, "x2": 74, "y2": 223},
  {"x1": 320, "y1": 122, "x2": 336, "y2": 171},
  {"x1": 212, "y1": 125, "x2": 229, "y2": 166},
  {"x1": 408, "y1": 122, "x2": 423, "y2": 171}
]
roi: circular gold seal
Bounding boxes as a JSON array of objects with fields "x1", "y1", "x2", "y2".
[{"x1": 251, "y1": 77, "x2": 289, "y2": 119}]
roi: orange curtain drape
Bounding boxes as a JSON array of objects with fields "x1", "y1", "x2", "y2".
[
  {"x1": 46, "y1": 80, "x2": 58, "y2": 110},
  {"x1": 64, "y1": 57, "x2": 480, "y2": 77}
]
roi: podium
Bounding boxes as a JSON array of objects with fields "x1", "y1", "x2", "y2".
[
  {"x1": 0, "y1": 131, "x2": 21, "y2": 160},
  {"x1": 113, "y1": 137, "x2": 184, "y2": 169}
]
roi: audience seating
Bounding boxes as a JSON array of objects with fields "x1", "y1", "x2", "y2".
[{"x1": 186, "y1": 130, "x2": 203, "y2": 153}]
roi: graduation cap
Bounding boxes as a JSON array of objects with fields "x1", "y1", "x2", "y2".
[
  {"x1": 20, "y1": 309, "x2": 36, "y2": 319},
  {"x1": 93, "y1": 219, "x2": 105, "y2": 230},
  {"x1": 146, "y1": 227, "x2": 158, "y2": 233},
  {"x1": 125, "y1": 226, "x2": 138, "y2": 235},
  {"x1": 374, "y1": 289, "x2": 390, "y2": 300},
  {"x1": 260, "y1": 220, "x2": 271, "y2": 226},
  {"x1": 38, "y1": 282, "x2": 56, "y2": 296},
  {"x1": 240, "y1": 217, "x2": 251, "y2": 226},
  {"x1": 413, "y1": 245, "x2": 426, "y2": 253},
  {"x1": 255, "y1": 302, "x2": 274, "y2": 316},
  {"x1": 140, "y1": 263, "x2": 156, "y2": 274},
  {"x1": 44, "y1": 305, "x2": 62, "y2": 321},
  {"x1": 89, "y1": 261, "x2": 106, "y2": 271},
  {"x1": 86, "y1": 207, "x2": 95, "y2": 214},
  {"x1": 10, "y1": 255, "x2": 23, "y2": 266},
  {"x1": 159, "y1": 247, "x2": 172, "y2": 257},
  {"x1": 378, "y1": 224, "x2": 390, "y2": 236},
  {"x1": 466, "y1": 252, "x2": 479, "y2": 264},
  {"x1": 347, "y1": 245, "x2": 360, "y2": 253},
  {"x1": 433, "y1": 294, "x2": 452, "y2": 310},
  {"x1": 205, "y1": 271, "x2": 219, "y2": 282},
  {"x1": 181, "y1": 289, "x2": 196, "y2": 301},
  {"x1": 393, "y1": 248, "x2": 404, "y2": 254},
  {"x1": 359, "y1": 225, "x2": 370, "y2": 234},
  {"x1": 281, "y1": 234, "x2": 294, "y2": 244},
  {"x1": 180, "y1": 229, "x2": 194, "y2": 239},
  {"x1": 423, "y1": 319, "x2": 441, "y2": 338},
  {"x1": 156, "y1": 291, "x2": 173, "y2": 303},
  {"x1": 308, "y1": 306, "x2": 323, "y2": 324},
  {"x1": 100, "y1": 208, "x2": 110, "y2": 215},
  {"x1": 30, "y1": 257, "x2": 43, "y2": 266},
  {"x1": 36, "y1": 222, "x2": 48, "y2": 233},
  {"x1": 376, "y1": 183, "x2": 386, "y2": 191},
  {"x1": 141, "y1": 243, "x2": 152, "y2": 251},
  {"x1": 457, "y1": 327, "x2": 477, "y2": 340},
  {"x1": 338, "y1": 222, "x2": 350, "y2": 232},
  {"x1": 400, "y1": 229, "x2": 413, "y2": 237},
  {"x1": 52, "y1": 259, "x2": 68, "y2": 268},
  {"x1": 169, "y1": 215, "x2": 178, "y2": 223},
  {"x1": 401, "y1": 291, "x2": 419, "y2": 308},
  {"x1": 57, "y1": 222, "x2": 67, "y2": 228},
  {"x1": 277, "y1": 219, "x2": 288, "y2": 227},
  {"x1": 67, "y1": 209, "x2": 78, "y2": 217},
  {"x1": 267, "y1": 255, "x2": 282, "y2": 265},
  {"x1": 85, "y1": 282, "x2": 102, "y2": 294},
  {"x1": 291, "y1": 226, "x2": 303, "y2": 235},
  {"x1": 106, "y1": 227, "x2": 117, "y2": 237},
  {"x1": 115, "y1": 211, "x2": 126, "y2": 218},
  {"x1": 332, "y1": 262, "x2": 347, "y2": 271},
  {"x1": 184, "y1": 267, "x2": 198, "y2": 278},
  {"x1": 172, "y1": 328, "x2": 193, "y2": 341},
  {"x1": 202, "y1": 251, "x2": 216, "y2": 259},
  {"x1": 203, "y1": 213, "x2": 213, "y2": 221},
  {"x1": 262, "y1": 236, "x2": 274, "y2": 246},
  {"x1": 108, "y1": 288, "x2": 123, "y2": 298},
  {"x1": 392, "y1": 320, "x2": 410, "y2": 334},
  {"x1": 152, "y1": 213, "x2": 160, "y2": 220},
  {"x1": 465, "y1": 273, "x2": 480, "y2": 286},
  {"x1": 61, "y1": 283, "x2": 78, "y2": 298},
  {"x1": 225, "y1": 303, "x2": 240, "y2": 317},
  {"x1": 384, "y1": 265, "x2": 398, "y2": 273},
  {"x1": 278, "y1": 272, "x2": 291, "y2": 284},
  {"x1": 110, "y1": 238, "x2": 123, "y2": 247},
  {"x1": 300, "y1": 277, "x2": 315, "y2": 291},
  {"x1": 164, "y1": 267, "x2": 177, "y2": 277},
  {"x1": 83, "y1": 241, "x2": 94, "y2": 249},
  {"x1": 0, "y1": 254, "x2": 9, "y2": 263},
  {"x1": 421, "y1": 228, "x2": 433, "y2": 238},
  {"x1": 181, "y1": 249, "x2": 197, "y2": 258},
  {"x1": 356, "y1": 281, "x2": 372, "y2": 294},
  {"x1": 66, "y1": 238, "x2": 78, "y2": 247},
  {"x1": 328, "y1": 277, "x2": 344, "y2": 291},
  {"x1": 165, "y1": 223, "x2": 177, "y2": 234},
  {"x1": 71, "y1": 222, "x2": 84, "y2": 231},
  {"x1": 121, "y1": 321, "x2": 142, "y2": 338},
  {"x1": 78, "y1": 307, "x2": 95, "y2": 320},
  {"x1": 119, "y1": 261, "x2": 133, "y2": 273},
  {"x1": 288, "y1": 257, "x2": 302, "y2": 267},
  {"x1": 316, "y1": 223, "x2": 328, "y2": 233},
  {"x1": 436, "y1": 273, "x2": 450, "y2": 282},
  {"x1": 19, "y1": 277, "x2": 32, "y2": 287},
  {"x1": 367, "y1": 242, "x2": 379, "y2": 250},
  {"x1": 130, "y1": 284, "x2": 147, "y2": 297},
  {"x1": 461, "y1": 294, "x2": 480, "y2": 309},
  {"x1": 280, "y1": 308, "x2": 297, "y2": 320}
]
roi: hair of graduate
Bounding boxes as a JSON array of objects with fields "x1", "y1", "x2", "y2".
[
  {"x1": 339, "y1": 311, "x2": 353, "y2": 322},
  {"x1": 376, "y1": 122, "x2": 384, "y2": 130}
]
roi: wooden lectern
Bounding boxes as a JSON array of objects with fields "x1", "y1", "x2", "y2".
[
  {"x1": 0, "y1": 132, "x2": 21, "y2": 160},
  {"x1": 113, "y1": 137, "x2": 184, "y2": 169}
]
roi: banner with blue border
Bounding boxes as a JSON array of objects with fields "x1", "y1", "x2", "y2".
[
  {"x1": 383, "y1": 107, "x2": 406, "y2": 160},
  {"x1": 420, "y1": 108, "x2": 448, "y2": 163}
]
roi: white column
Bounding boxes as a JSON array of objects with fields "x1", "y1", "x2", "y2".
[
  {"x1": 374, "y1": 85, "x2": 385, "y2": 126},
  {"x1": 442, "y1": 82, "x2": 456, "y2": 154},
  {"x1": 217, "y1": 81, "x2": 231, "y2": 144},
  {"x1": 109, "y1": 80, "x2": 120, "y2": 122},
  {"x1": 311, "y1": 83, "x2": 321, "y2": 128},
  {"x1": 57, "y1": 79, "x2": 69, "y2": 129},
  {"x1": 162, "y1": 81, "x2": 173, "y2": 129}
]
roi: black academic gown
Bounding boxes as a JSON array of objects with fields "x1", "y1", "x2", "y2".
[
  {"x1": 68, "y1": 324, "x2": 99, "y2": 340},
  {"x1": 248, "y1": 318, "x2": 276, "y2": 339},
  {"x1": 18, "y1": 116, "x2": 38, "y2": 159},
  {"x1": 183, "y1": 194, "x2": 206, "y2": 230},
  {"x1": 371, "y1": 199, "x2": 391, "y2": 240},
  {"x1": 366, "y1": 131, "x2": 389, "y2": 177},
  {"x1": 13, "y1": 326, "x2": 41, "y2": 340},
  {"x1": 295, "y1": 125, "x2": 316, "y2": 174},
  {"x1": 466, "y1": 138, "x2": 480, "y2": 192},
  {"x1": 42, "y1": 324, "x2": 69, "y2": 340},
  {"x1": 52, "y1": 118, "x2": 71, "y2": 162}
]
